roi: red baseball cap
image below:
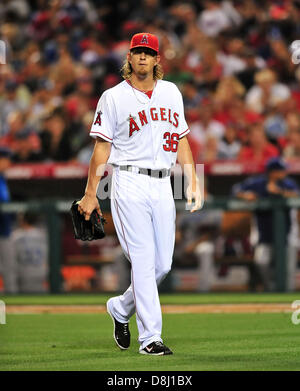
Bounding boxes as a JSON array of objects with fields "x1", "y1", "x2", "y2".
[{"x1": 130, "y1": 33, "x2": 159, "y2": 53}]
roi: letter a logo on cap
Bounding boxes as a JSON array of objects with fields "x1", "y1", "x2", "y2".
[
  {"x1": 130, "y1": 33, "x2": 159, "y2": 53},
  {"x1": 141, "y1": 34, "x2": 148, "y2": 44}
]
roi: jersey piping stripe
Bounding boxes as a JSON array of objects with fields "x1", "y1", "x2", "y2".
[
  {"x1": 179, "y1": 128, "x2": 190, "y2": 138},
  {"x1": 90, "y1": 131, "x2": 113, "y2": 142},
  {"x1": 114, "y1": 194, "x2": 146, "y2": 333}
]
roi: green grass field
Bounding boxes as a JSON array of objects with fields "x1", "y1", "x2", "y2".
[
  {"x1": 1, "y1": 293, "x2": 300, "y2": 371},
  {"x1": 2, "y1": 292, "x2": 300, "y2": 305}
]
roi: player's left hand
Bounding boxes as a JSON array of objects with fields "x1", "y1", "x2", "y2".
[{"x1": 186, "y1": 178, "x2": 203, "y2": 213}]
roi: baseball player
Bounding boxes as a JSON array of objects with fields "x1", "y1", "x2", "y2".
[
  {"x1": 0, "y1": 146, "x2": 17, "y2": 293},
  {"x1": 78, "y1": 32, "x2": 202, "y2": 355},
  {"x1": 232, "y1": 157, "x2": 300, "y2": 291},
  {"x1": 12, "y1": 212, "x2": 48, "y2": 293}
]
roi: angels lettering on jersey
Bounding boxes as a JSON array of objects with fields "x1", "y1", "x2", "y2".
[{"x1": 127, "y1": 108, "x2": 179, "y2": 137}]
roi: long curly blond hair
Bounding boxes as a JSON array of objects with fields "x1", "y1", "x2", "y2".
[{"x1": 121, "y1": 59, "x2": 164, "y2": 80}]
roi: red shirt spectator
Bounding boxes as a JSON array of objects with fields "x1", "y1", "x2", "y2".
[
  {"x1": 0, "y1": 111, "x2": 41, "y2": 154},
  {"x1": 238, "y1": 123, "x2": 279, "y2": 165}
]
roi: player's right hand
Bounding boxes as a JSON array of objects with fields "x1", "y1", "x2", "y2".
[{"x1": 77, "y1": 194, "x2": 102, "y2": 221}]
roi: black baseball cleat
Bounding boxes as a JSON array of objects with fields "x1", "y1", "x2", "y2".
[
  {"x1": 139, "y1": 341, "x2": 173, "y2": 356},
  {"x1": 106, "y1": 299, "x2": 130, "y2": 350}
]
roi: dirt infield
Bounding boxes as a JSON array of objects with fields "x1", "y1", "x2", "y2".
[{"x1": 6, "y1": 303, "x2": 293, "y2": 314}]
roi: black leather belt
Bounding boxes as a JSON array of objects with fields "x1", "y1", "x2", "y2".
[{"x1": 119, "y1": 165, "x2": 171, "y2": 178}]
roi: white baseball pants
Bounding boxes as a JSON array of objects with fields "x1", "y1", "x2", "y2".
[
  {"x1": 0, "y1": 237, "x2": 18, "y2": 293},
  {"x1": 108, "y1": 166, "x2": 176, "y2": 349}
]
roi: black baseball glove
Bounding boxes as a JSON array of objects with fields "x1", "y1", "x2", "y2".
[{"x1": 70, "y1": 197, "x2": 106, "y2": 241}]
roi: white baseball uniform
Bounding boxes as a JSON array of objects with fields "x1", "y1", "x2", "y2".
[
  {"x1": 12, "y1": 226, "x2": 48, "y2": 292},
  {"x1": 90, "y1": 79, "x2": 189, "y2": 349}
]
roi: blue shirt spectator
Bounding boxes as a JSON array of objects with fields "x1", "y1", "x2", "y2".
[
  {"x1": 0, "y1": 147, "x2": 12, "y2": 237},
  {"x1": 232, "y1": 158, "x2": 300, "y2": 244}
]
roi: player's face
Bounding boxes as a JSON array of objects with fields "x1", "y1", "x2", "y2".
[
  {"x1": 128, "y1": 47, "x2": 160, "y2": 78},
  {"x1": 269, "y1": 170, "x2": 286, "y2": 182}
]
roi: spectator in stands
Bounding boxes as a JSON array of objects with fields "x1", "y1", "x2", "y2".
[
  {"x1": 245, "y1": 69, "x2": 291, "y2": 114},
  {"x1": 183, "y1": 20, "x2": 212, "y2": 73},
  {"x1": 290, "y1": 65, "x2": 300, "y2": 111},
  {"x1": 76, "y1": 111, "x2": 95, "y2": 164},
  {"x1": 0, "y1": 79, "x2": 28, "y2": 137},
  {"x1": 287, "y1": 0, "x2": 300, "y2": 41},
  {"x1": 22, "y1": 56, "x2": 49, "y2": 95},
  {"x1": 164, "y1": 53, "x2": 194, "y2": 87},
  {"x1": 26, "y1": 78, "x2": 56, "y2": 130},
  {"x1": 283, "y1": 127, "x2": 300, "y2": 159},
  {"x1": 214, "y1": 94, "x2": 263, "y2": 136},
  {"x1": 218, "y1": 37, "x2": 248, "y2": 77},
  {"x1": 0, "y1": 111, "x2": 25, "y2": 150},
  {"x1": 222, "y1": 99, "x2": 263, "y2": 144},
  {"x1": 12, "y1": 212, "x2": 49, "y2": 293},
  {"x1": 130, "y1": 0, "x2": 168, "y2": 27},
  {"x1": 189, "y1": 100, "x2": 225, "y2": 147},
  {"x1": 63, "y1": 69, "x2": 99, "y2": 155},
  {"x1": 49, "y1": 44, "x2": 77, "y2": 95},
  {"x1": 182, "y1": 79, "x2": 203, "y2": 111},
  {"x1": 238, "y1": 122, "x2": 279, "y2": 164},
  {"x1": 197, "y1": 0, "x2": 240, "y2": 37},
  {"x1": 237, "y1": 48, "x2": 266, "y2": 90},
  {"x1": 232, "y1": 157, "x2": 300, "y2": 291},
  {"x1": 193, "y1": 40, "x2": 223, "y2": 87},
  {"x1": 282, "y1": 110, "x2": 300, "y2": 147},
  {"x1": 215, "y1": 75, "x2": 246, "y2": 104},
  {"x1": 0, "y1": 0, "x2": 30, "y2": 21},
  {"x1": 200, "y1": 135, "x2": 219, "y2": 162},
  {"x1": 188, "y1": 99, "x2": 225, "y2": 163},
  {"x1": 217, "y1": 122, "x2": 242, "y2": 159},
  {"x1": 0, "y1": 111, "x2": 41, "y2": 156},
  {"x1": 11, "y1": 127, "x2": 43, "y2": 163},
  {"x1": 263, "y1": 105, "x2": 288, "y2": 149},
  {"x1": 39, "y1": 110, "x2": 74, "y2": 162},
  {"x1": 268, "y1": 38, "x2": 296, "y2": 84},
  {"x1": 1, "y1": 0, "x2": 300, "y2": 169},
  {"x1": 214, "y1": 76, "x2": 246, "y2": 124},
  {"x1": 0, "y1": 146, "x2": 17, "y2": 293}
]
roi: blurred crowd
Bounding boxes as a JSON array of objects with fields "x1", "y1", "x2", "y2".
[{"x1": 1, "y1": 0, "x2": 300, "y2": 166}]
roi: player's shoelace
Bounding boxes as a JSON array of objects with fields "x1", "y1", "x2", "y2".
[{"x1": 122, "y1": 323, "x2": 129, "y2": 336}]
